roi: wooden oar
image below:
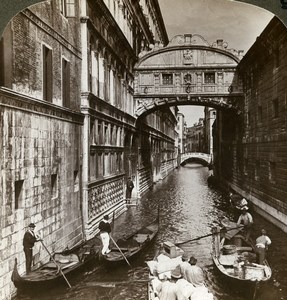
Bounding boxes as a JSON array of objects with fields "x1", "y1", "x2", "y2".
[
  {"x1": 40, "y1": 240, "x2": 72, "y2": 288},
  {"x1": 175, "y1": 225, "x2": 244, "y2": 246},
  {"x1": 110, "y1": 236, "x2": 131, "y2": 267},
  {"x1": 85, "y1": 279, "x2": 150, "y2": 287}
]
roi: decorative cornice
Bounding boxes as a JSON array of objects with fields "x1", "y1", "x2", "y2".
[
  {"x1": 90, "y1": 145, "x2": 124, "y2": 154},
  {"x1": 0, "y1": 87, "x2": 84, "y2": 124},
  {"x1": 81, "y1": 92, "x2": 136, "y2": 128}
]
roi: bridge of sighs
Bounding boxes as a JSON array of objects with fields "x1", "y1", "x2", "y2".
[{"x1": 134, "y1": 34, "x2": 244, "y2": 117}]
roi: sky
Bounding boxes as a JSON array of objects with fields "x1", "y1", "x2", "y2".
[{"x1": 157, "y1": 0, "x2": 274, "y2": 127}]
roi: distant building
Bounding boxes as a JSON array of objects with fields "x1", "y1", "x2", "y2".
[
  {"x1": 186, "y1": 118, "x2": 204, "y2": 152},
  {"x1": 176, "y1": 112, "x2": 187, "y2": 154},
  {"x1": 204, "y1": 107, "x2": 216, "y2": 155}
]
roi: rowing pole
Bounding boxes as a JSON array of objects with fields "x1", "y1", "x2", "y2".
[
  {"x1": 175, "y1": 225, "x2": 244, "y2": 246},
  {"x1": 110, "y1": 236, "x2": 131, "y2": 267},
  {"x1": 40, "y1": 240, "x2": 72, "y2": 288}
]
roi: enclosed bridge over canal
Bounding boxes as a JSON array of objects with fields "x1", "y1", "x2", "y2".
[{"x1": 133, "y1": 33, "x2": 244, "y2": 188}]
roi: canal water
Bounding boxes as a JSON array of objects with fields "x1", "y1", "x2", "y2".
[{"x1": 14, "y1": 164, "x2": 287, "y2": 300}]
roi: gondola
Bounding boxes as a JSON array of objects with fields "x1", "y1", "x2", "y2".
[
  {"x1": 11, "y1": 241, "x2": 98, "y2": 290},
  {"x1": 102, "y1": 216, "x2": 159, "y2": 264},
  {"x1": 211, "y1": 219, "x2": 272, "y2": 299}
]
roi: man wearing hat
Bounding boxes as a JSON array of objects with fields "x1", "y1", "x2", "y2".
[
  {"x1": 23, "y1": 223, "x2": 42, "y2": 274},
  {"x1": 237, "y1": 206, "x2": 253, "y2": 240},
  {"x1": 255, "y1": 229, "x2": 271, "y2": 265},
  {"x1": 126, "y1": 176, "x2": 134, "y2": 204},
  {"x1": 179, "y1": 255, "x2": 205, "y2": 287},
  {"x1": 99, "y1": 215, "x2": 112, "y2": 255}
]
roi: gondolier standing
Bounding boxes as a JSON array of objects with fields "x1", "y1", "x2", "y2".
[
  {"x1": 237, "y1": 206, "x2": 253, "y2": 240},
  {"x1": 99, "y1": 215, "x2": 112, "y2": 255},
  {"x1": 23, "y1": 223, "x2": 42, "y2": 274}
]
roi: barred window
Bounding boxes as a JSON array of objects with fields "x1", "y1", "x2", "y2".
[
  {"x1": 42, "y1": 45, "x2": 53, "y2": 102},
  {"x1": 62, "y1": 58, "x2": 70, "y2": 107},
  {"x1": 15, "y1": 180, "x2": 24, "y2": 209},
  {"x1": 273, "y1": 99, "x2": 279, "y2": 118},
  {"x1": 162, "y1": 73, "x2": 173, "y2": 85},
  {"x1": 258, "y1": 106, "x2": 262, "y2": 123},
  {"x1": 51, "y1": 174, "x2": 58, "y2": 199},
  {"x1": 204, "y1": 72, "x2": 215, "y2": 84}
]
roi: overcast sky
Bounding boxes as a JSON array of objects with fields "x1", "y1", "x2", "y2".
[{"x1": 157, "y1": 0, "x2": 274, "y2": 126}]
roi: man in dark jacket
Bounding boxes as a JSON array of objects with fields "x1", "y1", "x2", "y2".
[
  {"x1": 126, "y1": 177, "x2": 134, "y2": 203},
  {"x1": 99, "y1": 215, "x2": 112, "y2": 255},
  {"x1": 23, "y1": 223, "x2": 41, "y2": 274}
]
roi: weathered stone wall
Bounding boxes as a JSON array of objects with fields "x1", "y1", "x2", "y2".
[
  {"x1": 0, "y1": 2, "x2": 83, "y2": 299},
  {"x1": 230, "y1": 17, "x2": 287, "y2": 232},
  {"x1": 0, "y1": 90, "x2": 84, "y2": 299},
  {"x1": 9, "y1": 6, "x2": 81, "y2": 109}
]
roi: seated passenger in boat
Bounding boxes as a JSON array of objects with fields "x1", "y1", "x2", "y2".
[
  {"x1": 151, "y1": 272, "x2": 179, "y2": 300},
  {"x1": 179, "y1": 256, "x2": 205, "y2": 287},
  {"x1": 255, "y1": 229, "x2": 271, "y2": 265}
]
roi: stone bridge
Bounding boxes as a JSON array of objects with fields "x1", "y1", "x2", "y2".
[
  {"x1": 134, "y1": 34, "x2": 244, "y2": 117},
  {"x1": 180, "y1": 152, "x2": 212, "y2": 165}
]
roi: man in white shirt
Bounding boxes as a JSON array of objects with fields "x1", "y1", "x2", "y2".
[{"x1": 256, "y1": 229, "x2": 271, "y2": 265}]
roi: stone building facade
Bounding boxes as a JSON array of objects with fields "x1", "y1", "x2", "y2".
[
  {"x1": 0, "y1": 1, "x2": 84, "y2": 299},
  {"x1": 204, "y1": 107, "x2": 216, "y2": 155},
  {"x1": 176, "y1": 112, "x2": 186, "y2": 154},
  {"x1": 185, "y1": 119, "x2": 205, "y2": 153},
  {"x1": 79, "y1": 0, "x2": 175, "y2": 239},
  {"x1": 0, "y1": 0, "x2": 176, "y2": 298},
  {"x1": 226, "y1": 16, "x2": 287, "y2": 232}
]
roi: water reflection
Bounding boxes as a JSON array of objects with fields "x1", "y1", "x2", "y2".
[{"x1": 14, "y1": 164, "x2": 287, "y2": 300}]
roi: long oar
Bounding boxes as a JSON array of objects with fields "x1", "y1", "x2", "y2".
[
  {"x1": 40, "y1": 240, "x2": 72, "y2": 288},
  {"x1": 110, "y1": 236, "x2": 131, "y2": 267},
  {"x1": 175, "y1": 225, "x2": 244, "y2": 246}
]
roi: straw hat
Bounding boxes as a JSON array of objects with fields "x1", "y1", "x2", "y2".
[
  {"x1": 171, "y1": 266, "x2": 182, "y2": 279},
  {"x1": 241, "y1": 198, "x2": 248, "y2": 206}
]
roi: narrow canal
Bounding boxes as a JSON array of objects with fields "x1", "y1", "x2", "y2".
[{"x1": 15, "y1": 164, "x2": 287, "y2": 300}]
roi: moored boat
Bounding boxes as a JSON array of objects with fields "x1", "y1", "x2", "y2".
[
  {"x1": 147, "y1": 241, "x2": 214, "y2": 300},
  {"x1": 11, "y1": 241, "x2": 98, "y2": 290},
  {"x1": 102, "y1": 216, "x2": 159, "y2": 264},
  {"x1": 211, "y1": 219, "x2": 272, "y2": 299}
]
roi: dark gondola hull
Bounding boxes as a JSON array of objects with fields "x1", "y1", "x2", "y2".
[
  {"x1": 102, "y1": 218, "x2": 159, "y2": 264},
  {"x1": 12, "y1": 242, "x2": 98, "y2": 291}
]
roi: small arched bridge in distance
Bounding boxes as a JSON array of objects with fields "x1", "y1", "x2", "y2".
[{"x1": 180, "y1": 152, "x2": 212, "y2": 166}]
